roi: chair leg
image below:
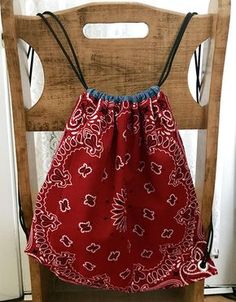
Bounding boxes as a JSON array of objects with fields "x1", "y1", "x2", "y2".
[
  {"x1": 184, "y1": 281, "x2": 204, "y2": 302},
  {"x1": 29, "y1": 258, "x2": 43, "y2": 302}
]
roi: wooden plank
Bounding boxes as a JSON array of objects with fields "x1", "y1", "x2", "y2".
[
  {"x1": 184, "y1": 282, "x2": 205, "y2": 302},
  {"x1": 49, "y1": 287, "x2": 183, "y2": 302},
  {"x1": 14, "y1": 3, "x2": 213, "y2": 130},
  {"x1": 196, "y1": 0, "x2": 231, "y2": 232},
  {"x1": 1, "y1": 1, "x2": 44, "y2": 302},
  {"x1": 1, "y1": 0, "x2": 33, "y2": 234},
  {"x1": 186, "y1": 2, "x2": 230, "y2": 302}
]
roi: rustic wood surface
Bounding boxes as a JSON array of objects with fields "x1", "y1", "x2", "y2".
[
  {"x1": 197, "y1": 0, "x2": 230, "y2": 232},
  {"x1": 0, "y1": 0, "x2": 230, "y2": 302},
  {"x1": 15, "y1": 3, "x2": 214, "y2": 131}
]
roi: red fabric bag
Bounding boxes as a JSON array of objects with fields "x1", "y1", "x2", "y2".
[{"x1": 25, "y1": 11, "x2": 217, "y2": 292}]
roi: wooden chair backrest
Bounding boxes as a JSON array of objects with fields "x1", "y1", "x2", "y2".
[{"x1": 1, "y1": 1, "x2": 230, "y2": 302}]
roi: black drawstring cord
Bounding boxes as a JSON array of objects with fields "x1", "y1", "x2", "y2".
[
  {"x1": 26, "y1": 45, "x2": 32, "y2": 58},
  {"x1": 18, "y1": 189, "x2": 29, "y2": 240},
  {"x1": 41, "y1": 11, "x2": 88, "y2": 90},
  {"x1": 27, "y1": 45, "x2": 35, "y2": 86},
  {"x1": 199, "y1": 217, "x2": 214, "y2": 270},
  {"x1": 194, "y1": 43, "x2": 202, "y2": 103},
  {"x1": 29, "y1": 47, "x2": 34, "y2": 85},
  {"x1": 158, "y1": 12, "x2": 198, "y2": 87},
  {"x1": 157, "y1": 12, "x2": 202, "y2": 103},
  {"x1": 29, "y1": 11, "x2": 202, "y2": 102},
  {"x1": 37, "y1": 11, "x2": 89, "y2": 90}
]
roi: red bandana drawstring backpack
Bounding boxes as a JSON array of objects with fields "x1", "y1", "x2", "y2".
[{"x1": 25, "y1": 11, "x2": 218, "y2": 292}]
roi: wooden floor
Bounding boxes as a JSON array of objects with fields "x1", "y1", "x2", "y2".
[
  {"x1": 20, "y1": 296, "x2": 233, "y2": 302},
  {"x1": 205, "y1": 296, "x2": 233, "y2": 301}
]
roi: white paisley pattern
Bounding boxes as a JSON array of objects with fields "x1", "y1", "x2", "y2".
[{"x1": 111, "y1": 188, "x2": 127, "y2": 232}]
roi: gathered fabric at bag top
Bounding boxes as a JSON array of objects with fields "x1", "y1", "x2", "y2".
[{"x1": 25, "y1": 11, "x2": 217, "y2": 292}]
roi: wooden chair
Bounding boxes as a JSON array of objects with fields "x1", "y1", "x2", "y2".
[{"x1": 1, "y1": 0, "x2": 230, "y2": 301}]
